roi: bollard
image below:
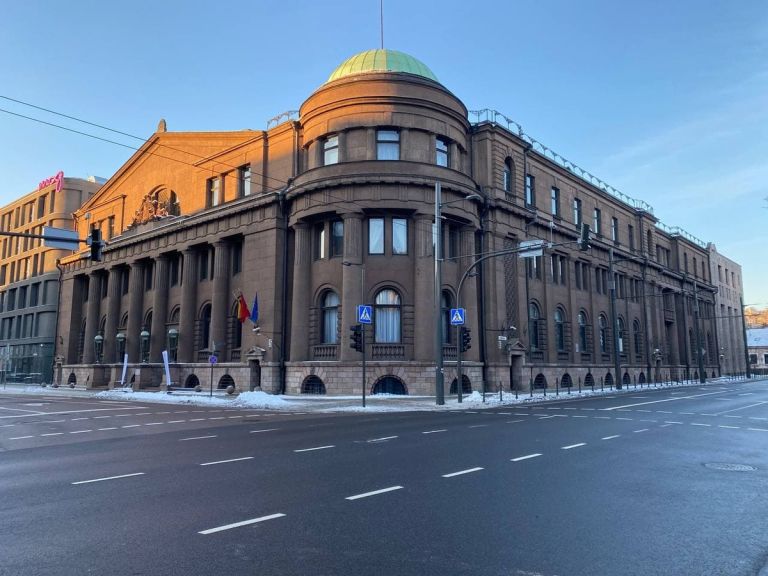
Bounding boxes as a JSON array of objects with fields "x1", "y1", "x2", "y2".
[
  {"x1": 578, "y1": 376, "x2": 582, "y2": 394},
  {"x1": 530, "y1": 378, "x2": 533, "y2": 397},
  {"x1": 556, "y1": 377, "x2": 559, "y2": 396},
  {"x1": 499, "y1": 381, "x2": 503, "y2": 403},
  {"x1": 601, "y1": 377, "x2": 604, "y2": 391}
]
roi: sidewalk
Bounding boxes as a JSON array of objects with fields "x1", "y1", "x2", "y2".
[{"x1": 1, "y1": 376, "x2": 762, "y2": 413}]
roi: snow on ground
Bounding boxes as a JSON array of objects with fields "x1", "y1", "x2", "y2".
[{"x1": 0, "y1": 375, "x2": 759, "y2": 412}]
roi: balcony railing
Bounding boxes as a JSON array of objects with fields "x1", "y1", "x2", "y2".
[
  {"x1": 312, "y1": 345, "x2": 338, "y2": 360},
  {"x1": 443, "y1": 344, "x2": 457, "y2": 361},
  {"x1": 370, "y1": 344, "x2": 405, "y2": 360}
]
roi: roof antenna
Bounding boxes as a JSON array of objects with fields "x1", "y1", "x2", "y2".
[{"x1": 380, "y1": 0, "x2": 384, "y2": 49}]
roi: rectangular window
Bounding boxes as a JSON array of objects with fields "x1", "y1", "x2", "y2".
[
  {"x1": 144, "y1": 261, "x2": 154, "y2": 291},
  {"x1": 314, "y1": 224, "x2": 326, "y2": 260},
  {"x1": 37, "y1": 195, "x2": 46, "y2": 219},
  {"x1": 323, "y1": 136, "x2": 339, "y2": 166},
  {"x1": 749, "y1": 354, "x2": 757, "y2": 364},
  {"x1": 170, "y1": 256, "x2": 180, "y2": 286},
  {"x1": 369, "y1": 218, "x2": 384, "y2": 254},
  {"x1": 718, "y1": 265, "x2": 723, "y2": 281},
  {"x1": 611, "y1": 217, "x2": 618, "y2": 243},
  {"x1": 330, "y1": 220, "x2": 344, "y2": 257},
  {"x1": 238, "y1": 164, "x2": 252, "y2": 197},
  {"x1": 551, "y1": 187, "x2": 560, "y2": 217},
  {"x1": 701, "y1": 261, "x2": 706, "y2": 280},
  {"x1": 684, "y1": 253, "x2": 689, "y2": 273},
  {"x1": 0, "y1": 264, "x2": 5, "y2": 285},
  {"x1": 693, "y1": 257, "x2": 697, "y2": 277},
  {"x1": 575, "y1": 261, "x2": 582, "y2": 290},
  {"x1": 436, "y1": 137, "x2": 449, "y2": 167},
  {"x1": 573, "y1": 198, "x2": 582, "y2": 226},
  {"x1": 199, "y1": 252, "x2": 209, "y2": 281},
  {"x1": 376, "y1": 130, "x2": 399, "y2": 160},
  {"x1": 206, "y1": 177, "x2": 220, "y2": 207},
  {"x1": 18, "y1": 286, "x2": 27, "y2": 309},
  {"x1": 593, "y1": 208, "x2": 602, "y2": 237},
  {"x1": 231, "y1": 242, "x2": 243, "y2": 275},
  {"x1": 49, "y1": 190, "x2": 55, "y2": 213},
  {"x1": 107, "y1": 216, "x2": 115, "y2": 240},
  {"x1": 764, "y1": 353, "x2": 768, "y2": 365},
  {"x1": 392, "y1": 218, "x2": 408, "y2": 255},
  {"x1": 122, "y1": 269, "x2": 130, "y2": 295},
  {"x1": 526, "y1": 255, "x2": 542, "y2": 280},
  {"x1": 525, "y1": 174, "x2": 535, "y2": 207},
  {"x1": 628, "y1": 225, "x2": 635, "y2": 251}
]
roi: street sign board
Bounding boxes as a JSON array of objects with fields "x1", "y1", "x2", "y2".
[
  {"x1": 208, "y1": 355, "x2": 218, "y2": 365},
  {"x1": 358, "y1": 305, "x2": 373, "y2": 324},
  {"x1": 518, "y1": 239, "x2": 545, "y2": 258},
  {"x1": 450, "y1": 308, "x2": 466, "y2": 325},
  {"x1": 43, "y1": 226, "x2": 80, "y2": 250}
]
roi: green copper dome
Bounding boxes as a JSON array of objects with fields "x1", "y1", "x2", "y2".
[{"x1": 327, "y1": 49, "x2": 439, "y2": 84}]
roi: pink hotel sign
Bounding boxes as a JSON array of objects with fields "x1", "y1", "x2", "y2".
[{"x1": 38, "y1": 170, "x2": 64, "y2": 193}]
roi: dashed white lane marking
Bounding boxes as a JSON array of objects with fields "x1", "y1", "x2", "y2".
[
  {"x1": 572, "y1": 415, "x2": 588, "y2": 419},
  {"x1": 144, "y1": 423, "x2": 163, "y2": 426},
  {"x1": 468, "y1": 424, "x2": 489, "y2": 428},
  {"x1": 443, "y1": 467, "x2": 484, "y2": 478},
  {"x1": 564, "y1": 407, "x2": 577, "y2": 410},
  {"x1": 422, "y1": 429, "x2": 447, "y2": 434},
  {"x1": 511, "y1": 453, "x2": 542, "y2": 462},
  {"x1": 718, "y1": 425, "x2": 740, "y2": 429},
  {"x1": 506, "y1": 420, "x2": 524, "y2": 424},
  {"x1": 616, "y1": 417, "x2": 633, "y2": 421},
  {"x1": 189, "y1": 418, "x2": 206, "y2": 422},
  {"x1": 71, "y1": 418, "x2": 89, "y2": 421},
  {"x1": 122, "y1": 425, "x2": 140, "y2": 428},
  {"x1": 200, "y1": 457, "x2": 254, "y2": 466},
  {"x1": 0, "y1": 424, "x2": 14, "y2": 428},
  {"x1": 72, "y1": 472, "x2": 145, "y2": 485},
  {"x1": 561, "y1": 443, "x2": 586, "y2": 450},
  {"x1": 180, "y1": 435, "x2": 217, "y2": 441},
  {"x1": 538, "y1": 416, "x2": 555, "y2": 420},
  {"x1": 665, "y1": 421, "x2": 684, "y2": 425},
  {"x1": 346, "y1": 486, "x2": 403, "y2": 500},
  {"x1": 633, "y1": 429, "x2": 649, "y2": 433},
  {"x1": 92, "y1": 416, "x2": 111, "y2": 419},
  {"x1": 513, "y1": 413, "x2": 530, "y2": 416},
  {"x1": 228, "y1": 416, "x2": 241, "y2": 419},
  {"x1": 679, "y1": 412, "x2": 695, "y2": 415},
  {"x1": 70, "y1": 430, "x2": 92, "y2": 434},
  {"x1": 249, "y1": 429, "x2": 279, "y2": 434},
  {"x1": 41, "y1": 432, "x2": 63, "y2": 437},
  {"x1": 367, "y1": 436, "x2": 398, "y2": 443},
  {"x1": 659, "y1": 424, "x2": 673, "y2": 428},
  {"x1": 593, "y1": 416, "x2": 611, "y2": 420},
  {"x1": 294, "y1": 445, "x2": 335, "y2": 453},
  {"x1": 208, "y1": 417, "x2": 225, "y2": 421},
  {"x1": 198, "y1": 513, "x2": 286, "y2": 535},
  {"x1": 156, "y1": 412, "x2": 170, "y2": 415},
  {"x1": 691, "y1": 423, "x2": 711, "y2": 427},
  {"x1": 656, "y1": 411, "x2": 673, "y2": 414},
  {"x1": 9, "y1": 435, "x2": 34, "y2": 440},
  {"x1": 738, "y1": 393, "x2": 754, "y2": 396},
  {"x1": 751, "y1": 417, "x2": 768, "y2": 421},
  {"x1": 167, "y1": 420, "x2": 186, "y2": 424},
  {"x1": 98, "y1": 427, "x2": 118, "y2": 431},
  {"x1": 498, "y1": 412, "x2": 512, "y2": 415},
  {"x1": 748, "y1": 428, "x2": 768, "y2": 432}
]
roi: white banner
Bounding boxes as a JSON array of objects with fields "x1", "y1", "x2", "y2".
[
  {"x1": 162, "y1": 350, "x2": 172, "y2": 390},
  {"x1": 119, "y1": 353, "x2": 129, "y2": 387}
]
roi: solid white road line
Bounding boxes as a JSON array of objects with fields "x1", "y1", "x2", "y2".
[
  {"x1": 561, "y1": 443, "x2": 586, "y2": 450},
  {"x1": 72, "y1": 472, "x2": 145, "y2": 485},
  {"x1": 200, "y1": 457, "x2": 254, "y2": 466},
  {"x1": 249, "y1": 428, "x2": 279, "y2": 433},
  {"x1": 346, "y1": 486, "x2": 403, "y2": 500},
  {"x1": 199, "y1": 513, "x2": 286, "y2": 535},
  {"x1": 180, "y1": 435, "x2": 217, "y2": 441},
  {"x1": 422, "y1": 429, "x2": 447, "y2": 434},
  {"x1": 442, "y1": 467, "x2": 484, "y2": 478},
  {"x1": 602, "y1": 390, "x2": 733, "y2": 411},
  {"x1": 602, "y1": 435, "x2": 620, "y2": 440},
  {"x1": 294, "y1": 445, "x2": 335, "y2": 453},
  {"x1": 714, "y1": 401, "x2": 768, "y2": 416},
  {"x1": 511, "y1": 453, "x2": 542, "y2": 462}
]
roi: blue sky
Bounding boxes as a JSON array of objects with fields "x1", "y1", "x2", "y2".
[{"x1": 1, "y1": 0, "x2": 766, "y2": 305}]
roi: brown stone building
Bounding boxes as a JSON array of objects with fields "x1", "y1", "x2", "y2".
[
  {"x1": 0, "y1": 172, "x2": 101, "y2": 383},
  {"x1": 55, "y1": 49, "x2": 727, "y2": 395}
]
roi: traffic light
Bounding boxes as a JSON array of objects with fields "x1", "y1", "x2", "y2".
[
  {"x1": 350, "y1": 324, "x2": 363, "y2": 352},
  {"x1": 90, "y1": 228, "x2": 103, "y2": 261},
  {"x1": 460, "y1": 326, "x2": 472, "y2": 353},
  {"x1": 578, "y1": 223, "x2": 590, "y2": 251}
]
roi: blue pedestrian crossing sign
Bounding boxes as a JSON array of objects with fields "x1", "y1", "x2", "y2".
[
  {"x1": 450, "y1": 308, "x2": 466, "y2": 325},
  {"x1": 358, "y1": 304, "x2": 373, "y2": 324}
]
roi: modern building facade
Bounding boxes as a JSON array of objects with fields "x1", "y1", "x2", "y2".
[
  {"x1": 708, "y1": 244, "x2": 747, "y2": 375},
  {"x1": 0, "y1": 172, "x2": 101, "y2": 383},
  {"x1": 747, "y1": 328, "x2": 768, "y2": 375},
  {"x1": 55, "y1": 49, "x2": 732, "y2": 395}
]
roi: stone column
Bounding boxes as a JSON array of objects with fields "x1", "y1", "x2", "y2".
[
  {"x1": 413, "y1": 213, "x2": 434, "y2": 361},
  {"x1": 179, "y1": 248, "x2": 198, "y2": 363},
  {"x1": 211, "y1": 241, "x2": 230, "y2": 357},
  {"x1": 340, "y1": 213, "x2": 363, "y2": 361},
  {"x1": 150, "y1": 255, "x2": 169, "y2": 362},
  {"x1": 103, "y1": 266, "x2": 122, "y2": 363},
  {"x1": 289, "y1": 223, "x2": 312, "y2": 361},
  {"x1": 82, "y1": 272, "x2": 102, "y2": 364},
  {"x1": 126, "y1": 261, "x2": 145, "y2": 362}
]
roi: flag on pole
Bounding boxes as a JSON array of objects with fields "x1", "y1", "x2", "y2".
[
  {"x1": 236, "y1": 293, "x2": 250, "y2": 323},
  {"x1": 250, "y1": 292, "x2": 259, "y2": 324}
]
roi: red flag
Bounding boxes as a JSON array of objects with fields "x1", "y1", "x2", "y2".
[{"x1": 237, "y1": 294, "x2": 250, "y2": 323}]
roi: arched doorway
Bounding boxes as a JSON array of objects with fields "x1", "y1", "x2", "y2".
[{"x1": 372, "y1": 376, "x2": 407, "y2": 395}]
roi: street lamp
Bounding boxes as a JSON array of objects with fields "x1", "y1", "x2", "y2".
[
  {"x1": 434, "y1": 182, "x2": 481, "y2": 405},
  {"x1": 140, "y1": 328, "x2": 150, "y2": 363},
  {"x1": 93, "y1": 333, "x2": 104, "y2": 364},
  {"x1": 342, "y1": 260, "x2": 366, "y2": 408},
  {"x1": 167, "y1": 328, "x2": 179, "y2": 362}
]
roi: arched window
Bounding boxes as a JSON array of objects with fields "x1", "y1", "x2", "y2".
[
  {"x1": 560, "y1": 373, "x2": 573, "y2": 388},
  {"x1": 578, "y1": 311, "x2": 589, "y2": 353},
  {"x1": 441, "y1": 291, "x2": 453, "y2": 344},
  {"x1": 375, "y1": 289, "x2": 401, "y2": 343},
  {"x1": 599, "y1": 314, "x2": 608, "y2": 354},
  {"x1": 200, "y1": 303, "x2": 212, "y2": 351},
  {"x1": 218, "y1": 374, "x2": 235, "y2": 390},
  {"x1": 302, "y1": 375, "x2": 326, "y2": 394},
  {"x1": 450, "y1": 375, "x2": 471, "y2": 394},
  {"x1": 633, "y1": 319, "x2": 642, "y2": 359},
  {"x1": 503, "y1": 157, "x2": 514, "y2": 194},
  {"x1": 321, "y1": 291, "x2": 340, "y2": 344},
  {"x1": 617, "y1": 317, "x2": 625, "y2": 353},
  {"x1": 529, "y1": 302, "x2": 541, "y2": 351},
  {"x1": 534, "y1": 373, "x2": 547, "y2": 389},
  {"x1": 372, "y1": 376, "x2": 407, "y2": 395},
  {"x1": 554, "y1": 307, "x2": 566, "y2": 352}
]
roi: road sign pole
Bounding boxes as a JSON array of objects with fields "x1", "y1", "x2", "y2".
[{"x1": 362, "y1": 323, "x2": 366, "y2": 408}]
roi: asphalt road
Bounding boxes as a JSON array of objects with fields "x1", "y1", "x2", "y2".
[{"x1": 1, "y1": 380, "x2": 767, "y2": 576}]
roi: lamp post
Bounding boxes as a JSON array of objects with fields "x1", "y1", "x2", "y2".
[
  {"x1": 343, "y1": 260, "x2": 366, "y2": 407},
  {"x1": 140, "y1": 329, "x2": 150, "y2": 363},
  {"x1": 93, "y1": 333, "x2": 104, "y2": 364},
  {"x1": 434, "y1": 183, "x2": 481, "y2": 405}
]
